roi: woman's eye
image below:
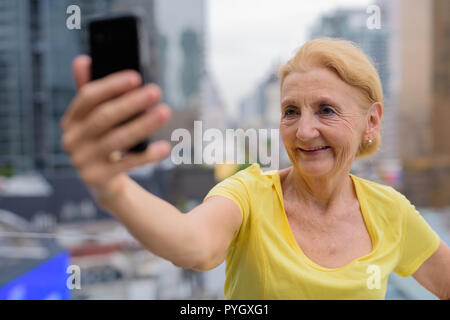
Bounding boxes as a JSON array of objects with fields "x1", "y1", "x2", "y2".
[
  {"x1": 284, "y1": 107, "x2": 297, "y2": 116},
  {"x1": 319, "y1": 105, "x2": 335, "y2": 115}
]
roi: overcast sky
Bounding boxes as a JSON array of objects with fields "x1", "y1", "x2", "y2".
[{"x1": 207, "y1": 0, "x2": 371, "y2": 117}]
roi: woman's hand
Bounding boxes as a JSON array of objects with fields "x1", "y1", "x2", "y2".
[{"x1": 60, "y1": 55, "x2": 172, "y2": 204}]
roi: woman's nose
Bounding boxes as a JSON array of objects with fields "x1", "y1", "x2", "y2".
[{"x1": 295, "y1": 113, "x2": 320, "y2": 141}]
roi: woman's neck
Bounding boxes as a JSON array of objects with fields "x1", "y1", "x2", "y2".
[{"x1": 280, "y1": 166, "x2": 355, "y2": 214}]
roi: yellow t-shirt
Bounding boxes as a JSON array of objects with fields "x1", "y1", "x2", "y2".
[{"x1": 202, "y1": 163, "x2": 441, "y2": 300}]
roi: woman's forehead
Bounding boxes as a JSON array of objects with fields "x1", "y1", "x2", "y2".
[
  {"x1": 282, "y1": 69, "x2": 349, "y2": 93},
  {"x1": 281, "y1": 69, "x2": 361, "y2": 105}
]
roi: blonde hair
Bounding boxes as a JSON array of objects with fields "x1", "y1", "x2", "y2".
[{"x1": 278, "y1": 37, "x2": 383, "y2": 158}]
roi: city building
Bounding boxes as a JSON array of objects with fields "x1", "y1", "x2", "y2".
[
  {"x1": 154, "y1": 0, "x2": 206, "y2": 111},
  {"x1": 392, "y1": 0, "x2": 450, "y2": 206},
  {"x1": 238, "y1": 64, "x2": 281, "y2": 131},
  {"x1": 200, "y1": 70, "x2": 226, "y2": 131},
  {"x1": 237, "y1": 65, "x2": 289, "y2": 169},
  {"x1": 0, "y1": 0, "x2": 207, "y2": 178},
  {"x1": 0, "y1": 0, "x2": 155, "y2": 177}
]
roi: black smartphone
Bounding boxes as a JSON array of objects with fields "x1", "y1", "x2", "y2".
[{"x1": 87, "y1": 13, "x2": 152, "y2": 153}]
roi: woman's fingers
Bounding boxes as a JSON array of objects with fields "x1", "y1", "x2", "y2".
[
  {"x1": 60, "y1": 55, "x2": 92, "y2": 131},
  {"x1": 60, "y1": 69, "x2": 142, "y2": 132},
  {"x1": 60, "y1": 55, "x2": 174, "y2": 197},
  {"x1": 112, "y1": 140, "x2": 172, "y2": 169},
  {"x1": 62, "y1": 83, "x2": 162, "y2": 150},
  {"x1": 79, "y1": 140, "x2": 172, "y2": 189},
  {"x1": 72, "y1": 55, "x2": 92, "y2": 90},
  {"x1": 69, "y1": 103, "x2": 171, "y2": 168}
]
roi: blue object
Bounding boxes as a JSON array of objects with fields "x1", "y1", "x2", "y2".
[{"x1": 0, "y1": 251, "x2": 71, "y2": 300}]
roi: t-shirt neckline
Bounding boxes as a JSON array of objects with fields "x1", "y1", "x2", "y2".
[{"x1": 272, "y1": 170, "x2": 379, "y2": 272}]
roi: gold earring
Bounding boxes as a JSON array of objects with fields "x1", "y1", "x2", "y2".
[{"x1": 368, "y1": 139, "x2": 373, "y2": 145}]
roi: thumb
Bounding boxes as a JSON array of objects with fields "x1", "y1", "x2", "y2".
[{"x1": 72, "y1": 55, "x2": 92, "y2": 90}]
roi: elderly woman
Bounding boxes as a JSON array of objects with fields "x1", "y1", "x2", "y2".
[{"x1": 60, "y1": 38, "x2": 450, "y2": 300}]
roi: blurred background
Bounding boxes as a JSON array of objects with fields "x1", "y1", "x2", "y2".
[{"x1": 0, "y1": 0, "x2": 449, "y2": 300}]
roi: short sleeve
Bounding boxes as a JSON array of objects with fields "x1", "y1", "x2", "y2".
[
  {"x1": 202, "y1": 172, "x2": 251, "y2": 247},
  {"x1": 393, "y1": 194, "x2": 441, "y2": 277}
]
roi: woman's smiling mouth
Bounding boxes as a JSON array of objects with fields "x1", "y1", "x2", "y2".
[{"x1": 297, "y1": 146, "x2": 331, "y2": 155}]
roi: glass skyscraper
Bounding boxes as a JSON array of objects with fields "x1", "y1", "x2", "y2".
[{"x1": 0, "y1": 0, "x2": 206, "y2": 179}]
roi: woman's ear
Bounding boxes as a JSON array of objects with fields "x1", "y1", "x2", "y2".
[{"x1": 365, "y1": 102, "x2": 383, "y2": 139}]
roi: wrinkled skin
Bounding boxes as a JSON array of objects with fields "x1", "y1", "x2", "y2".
[{"x1": 279, "y1": 67, "x2": 382, "y2": 208}]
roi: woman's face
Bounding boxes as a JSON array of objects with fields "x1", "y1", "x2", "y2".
[{"x1": 280, "y1": 67, "x2": 369, "y2": 177}]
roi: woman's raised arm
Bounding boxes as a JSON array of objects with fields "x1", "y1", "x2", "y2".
[
  {"x1": 60, "y1": 55, "x2": 241, "y2": 270},
  {"x1": 95, "y1": 176, "x2": 242, "y2": 271}
]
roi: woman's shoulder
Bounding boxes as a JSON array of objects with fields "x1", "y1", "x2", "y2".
[
  {"x1": 350, "y1": 173, "x2": 409, "y2": 207},
  {"x1": 350, "y1": 174, "x2": 418, "y2": 231},
  {"x1": 226, "y1": 163, "x2": 275, "y2": 189},
  {"x1": 206, "y1": 163, "x2": 277, "y2": 209},
  {"x1": 232, "y1": 163, "x2": 271, "y2": 178}
]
